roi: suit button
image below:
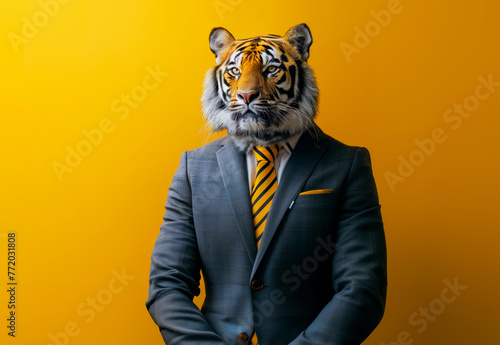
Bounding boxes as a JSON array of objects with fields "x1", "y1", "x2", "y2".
[
  {"x1": 250, "y1": 280, "x2": 264, "y2": 290},
  {"x1": 238, "y1": 332, "x2": 249, "y2": 342}
]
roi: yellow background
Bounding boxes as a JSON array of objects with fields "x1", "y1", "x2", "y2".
[{"x1": 1, "y1": 0, "x2": 499, "y2": 344}]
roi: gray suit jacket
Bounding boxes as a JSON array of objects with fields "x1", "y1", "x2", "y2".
[{"x1": 146, "y1": 127, "x2": 387, "y2": 345}]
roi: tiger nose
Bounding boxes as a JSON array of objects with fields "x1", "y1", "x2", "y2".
[{"x1": 237, "y1": 90, "x2": 260, "y2": 104}]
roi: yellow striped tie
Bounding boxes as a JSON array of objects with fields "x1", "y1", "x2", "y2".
[{"x1": 251, "y1": 144, "x2": 280, "y2": 249}]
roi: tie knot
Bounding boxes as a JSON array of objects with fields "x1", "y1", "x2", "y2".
[{"x1": 253, "y1": 144, "x2": 281, "y2": 163}]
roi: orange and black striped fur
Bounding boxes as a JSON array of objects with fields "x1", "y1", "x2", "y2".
[{"x1": 202, "y1": 24, "x2": 319, "y2": 151}]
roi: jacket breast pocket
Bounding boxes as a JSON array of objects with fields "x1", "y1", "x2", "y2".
[
  {"x1": 293, "y1": 190, "x2": 338, "y2": 210},
  {"x1": 298, "y1": 189, "x2": 333, "y2": 195},
  {"x1": 285, "y1": 191, "x2": 339, "y2": 232},
  {"x1": 277, "y1": 191, "x2": 340, "y2": 255}
]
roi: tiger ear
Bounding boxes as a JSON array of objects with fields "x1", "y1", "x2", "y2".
[
  {"x1": 209, "y1": 27, "x2": 235, "y2": 64},
  {"x1": 284, "y1": 23, "x2": 313, "y2": 61}
]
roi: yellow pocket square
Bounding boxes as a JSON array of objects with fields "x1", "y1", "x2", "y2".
[{"x1": 299, "y1": 189, "x2": 333, "y2": 195}]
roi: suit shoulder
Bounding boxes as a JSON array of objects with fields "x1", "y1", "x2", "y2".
[
  {"x1": 315, "y1": 131, "x2": 375, "y2": 179},
  {"x1": 183, "y1": 136, "x2": 228, "y2": 158},
  {"x1": 317, "y1": 131, "x2": 368, "y2": 157}
]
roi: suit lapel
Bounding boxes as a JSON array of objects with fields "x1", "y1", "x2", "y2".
[
  {"x1": 216, "y1": 137, "x2": 257, "y2": 265},
  {"x1": 251, "y1": 129, "x2": 328, "y2": 279}
]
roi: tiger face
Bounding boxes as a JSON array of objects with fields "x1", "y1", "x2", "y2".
[{"x1": 202, "y1": 23, "x2": 319, "y2": 151}]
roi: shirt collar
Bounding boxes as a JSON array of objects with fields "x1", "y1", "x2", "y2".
[
  {"x1": 244, "y1": 131, "x2": 303, "y2": 155},
  {"x1": 279, "y1": 131, "x2": 302, "y2": 154}
]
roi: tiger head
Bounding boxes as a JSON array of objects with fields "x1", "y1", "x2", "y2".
[{"x1": 201, "y1": 23, "x2": 319, "y2": 151}]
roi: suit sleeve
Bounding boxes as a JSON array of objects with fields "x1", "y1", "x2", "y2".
[
  {"x1": 288, "y1": 147, "x2": 388, "y2": 345},
  {"x1": 146, "y1": 152, "x2": 226, "y2": 345}
]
